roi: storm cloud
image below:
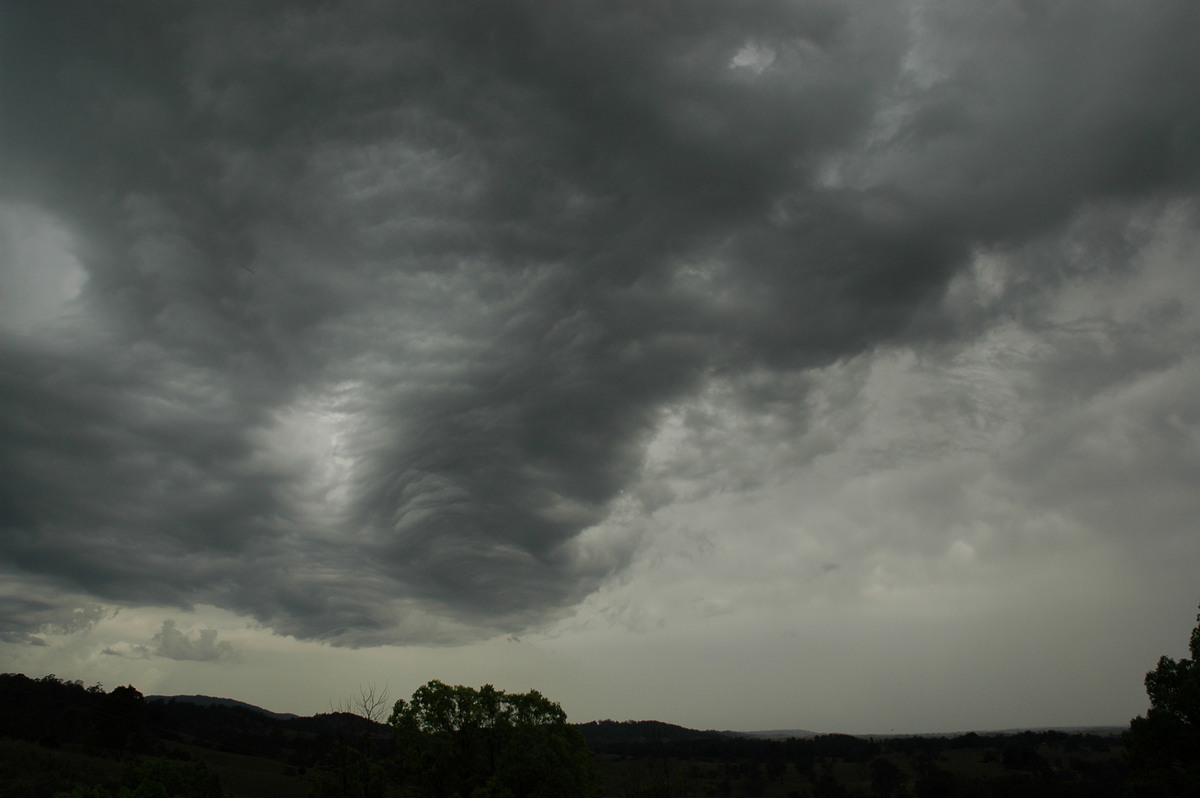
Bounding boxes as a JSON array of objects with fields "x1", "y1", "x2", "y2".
[{"x1": 2, "y1": 0, "x2": 1200, "y2": 648}]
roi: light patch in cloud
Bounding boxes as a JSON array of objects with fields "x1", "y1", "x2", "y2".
[
  {"x1": 153, "y1": 619, "x2": 241, "y2": 663},
  {"x1": 729, "y1": 41, "x2": 776, "y2": 73},
  {"x1": 0, "y1": 202, "x2": 86, "y2": 334},
  {"x1": 244, "y1": 384, "x2": 362, "y2": 531}
]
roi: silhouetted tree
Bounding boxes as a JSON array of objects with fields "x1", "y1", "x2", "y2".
[
  {"x1": 1127, "y1": 605, "x2": 1200, "y2": 797},
  {"x1": 912, "y1": 764, "x2": 956, "y2": 798},
  {"x1": 869, "y1": 755, "x2": 905, "y2": 798},
  {"x1": 811, "y1": 763, "x2": 850, "y2": 798},
  {"x1": 314, "y1": 684, "x2": 392, "y2": 798},
  {"x1": 1001, "y1": 738, "x2": 1047, "y2": 774},
  {"x1": 388, "y1": 680, "x2": 601, "y2": 797}
]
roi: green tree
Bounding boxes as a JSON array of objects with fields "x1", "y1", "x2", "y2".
[
  {"x1": 388, "y1": 680, "x2": 601, "y2": 798},
  {"x1": 1126, "y1": 605, "x2": 1200, "y2": 797}
]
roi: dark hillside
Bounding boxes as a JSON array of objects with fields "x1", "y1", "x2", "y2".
[
  {"x1": 150, "y1": 694, "x2": 300, "y2": 720},
  {"x1": 0, "y1": 673, "x2": 1132, "y2": 797},
  {"x1": 576, "y1": 719, "x2": 732, "y2": 747},
  {"x1": 0, "y1": 674, "x2": 387, "y2": 797}
]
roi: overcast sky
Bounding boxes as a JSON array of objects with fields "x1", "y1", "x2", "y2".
[{"x1": 2, "y1": 0, "x2": 1199, "y2": 734}]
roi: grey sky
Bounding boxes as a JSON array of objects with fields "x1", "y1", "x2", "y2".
[{"x1": 1, "y1": 0, "x2": 1199, "y2": 732}]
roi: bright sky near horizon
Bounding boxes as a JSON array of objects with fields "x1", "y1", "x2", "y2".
[{"x1": 2, "y1": 0, "x2": 1199, "y2": 734}]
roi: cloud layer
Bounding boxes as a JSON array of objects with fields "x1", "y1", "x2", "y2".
[{"x1": 2, "y1": 0, "x2": 1199, "y2": 646}]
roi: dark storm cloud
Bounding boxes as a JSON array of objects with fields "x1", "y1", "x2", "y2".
[
  {"x1": 2, "y1": 0, "x2": 1199, "y2": 643},
  {"x1": 0, "y1": 594, "x2": 107, "y2": 645}
]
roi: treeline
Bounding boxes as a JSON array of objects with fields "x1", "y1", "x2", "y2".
[
  {"x1": 0, "y1": 672, "x2": 384, "y2": 765},
  {"x1": 0, "y1": 673, "x2": 1136, "y2": 798},
  {"x1": 0, "y1": 673, "x2": 385, "y2": 797},
  {"x1": 584, "y1": 724, "x2": 1128, "y2": 798},
  {"x1": 581, "y1": 719, "x2": 1118, "y2": 764},
  {"x1": 0, "y1": 674, "x2": 598, "y2": 798}
]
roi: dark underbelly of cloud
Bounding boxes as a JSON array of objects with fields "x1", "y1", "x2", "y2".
[{"x1": 1, "y1": 0, "x2": 1198, "y2": 644}]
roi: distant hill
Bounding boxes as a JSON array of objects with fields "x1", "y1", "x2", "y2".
[
  {"x1": 975, "y1": 725, "x2": 1128, "y2": 737},
  {"x1": 149, "y1": 693, "x2": 300, "y2": 720},
  {"x1": 729, "y1": 728, "x2": 818, "y2": 739},
  {"x1": 575, "y1": 719, "x2": 733, "y2": 747},
  {"x1": 833, "y1": 726, "x2": 1129, "y2": 739}
]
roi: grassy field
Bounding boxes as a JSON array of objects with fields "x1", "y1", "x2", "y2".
[
  {"x1": 175, "y1": 742, "x2": 313, "y2": 798},
  {"x1": 0, "y1": 738, "x2": 124, "y2": 798}
]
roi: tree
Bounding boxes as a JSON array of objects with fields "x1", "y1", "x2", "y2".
[
  {"x1": 1126, "y1": 604, "x2": 1200, "y2": 796},
  {"x1": 315, "y1": 684, "x2": 392, "y2": 798},
  {"x1": 869, "y1": 755, "x2": 905, "y2": 798},
  {"x1": 388, "y1": 680, "x2": 601, "y2": 798},
  {"x1": 331, "y1": 683, "x2": 391, "y2": 723}
]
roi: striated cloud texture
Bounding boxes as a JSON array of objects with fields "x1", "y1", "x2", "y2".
[{"x1": 2, "y1": 0, "x2": 1199, "y2": 649}]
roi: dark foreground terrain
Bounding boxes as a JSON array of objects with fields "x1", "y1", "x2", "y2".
[
  {"x1": 582, "y1": 720, "x2": 1127, "y2": 797},
  {"x1": 0, "y1": 673, "x2": 1132, "y2": 798}
]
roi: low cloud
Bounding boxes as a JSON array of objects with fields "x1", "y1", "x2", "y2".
[
  {"x1": 0, "y1": 595, "x2": 109, "y2": 645},
  {"x1": 153, "y1": 620, "x2": 241, "y2": 664}
]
